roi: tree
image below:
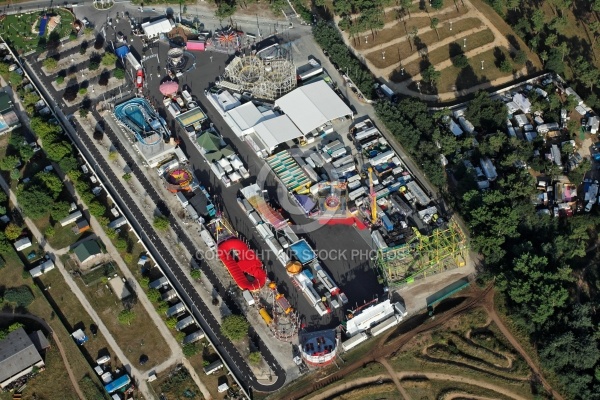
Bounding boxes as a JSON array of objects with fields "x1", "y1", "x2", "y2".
[
  {"x1": 59, "y1": 156, "x2": 79, "y2": 173},
  {"x1": 108, "y1": 151, "x2": 118, "y2": 161},
  {"x1": 157, "y1": 301, "x2": 169, "y2": 314},
  {"x1": 215, "y1": 2, "x2": 236, "y2": 20},
  {"x1": 10, "y1": 169, "x2": 20, "y2": 180},
  {"x1": 89, "y1": 61, "x2": 100, "y2": 71},
  {"x1": 0, "y1": 155, "x2": 20, "y2": 171},
  {"x1": 101, "y1": 52, "x2": 117, "y2": 66},
  {"x1": 421, "y1": 65, "x2": 441, "y2": 86},
  {"x1": 430, "y1": 0, "x2": 443, "y2": 9},
  {"x1": 36, "y1": 172, "x2": 63, "y2": 198},
  {"x1": 43, "y1": 58, "x2": 57, "y2": 70},
  {"x1": 79, "y1": 108, "x2": 89, "y2": 118},
  {"x1": 182, "y1": 342, "x2": 200, "y2": 357},
  {"x1": 18, "y1": 185, "x2": 53, "y2": 219},
  {"x1": 113, "y1": 68, "x2": 125, "y2": 80},
  {"x1": 122, "y1": 173, "x2": 132, "y2": 181},
  {"x1": 248, "y1": 352, "x2": 261, "y2": 365},
  {"x1": 499, "y1": 59, "x2": 512, "y2": 73},
  {"x1": 465, "y1": 91, "x2": 507, "y2": 132},
  {"x1": 220, "y1": 315, "x2": 249, "y2": 342},
  {"x1": 4, "y1": 223, "x2": 22, "y2": 241},
  {"x1": 78, "y1": 88, "x2": 87, "y2": 96},
  {"x1": 452, "y1": 54, "x2": 469, "y2": 69},
  {"x1": 18, "y1": 143, "x2": 34, "y2": 162},
  {"x1": 56, "y1": 76, "x2": 65, "y2": 85},
  {"x1": 115, "y1": 238, "x2": 128, "y2": 250},
  {"x1": 430, "y1": 18, "x2": 440, "y2": 40},
  {"x1": 117, "y1": 309, "x2": 136, "y2": 326},
  {"x1": 190, "y1": 269, "x2": 201, "y2": 280},
  {"x1": 88, "y1": 200, "x2": 106, "y2": 217},
  {"x1": 400, "y1": 0, "x2": 413, "y2": 18},
  {"x1": 589, "y1": 21, "x2": 600, "y2": 44},
  {"x1": 499, "y1": 251, "x2": 571, "y2": 326},
  {"x1": 4, "y1": 286, "x2": 34, "y2": 307},
  {"x1": 153, "y1": 215, "x2": 169, "y2": 231},
  {"x1": 531, "y1": 9, "x2": 545, "y2": 33},
  {"x1": 545, "y1": 33, "x2": 557, "y2": 48},
  {"x1": 46, "y1": 141, "x2": 72, "y2": 162}
]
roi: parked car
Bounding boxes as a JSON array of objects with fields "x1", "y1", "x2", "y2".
[{"x1": 136, "y1": 69, "x2": 144, "y2": 88}]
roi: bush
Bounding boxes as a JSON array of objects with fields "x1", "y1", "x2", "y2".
[
  {"x1": 153, "y1": 215, "x2": 169, "y2": 231},
  {"x1": 89, "y1": 61, "x2": 100, "y2": 71},
  {"x1": 166, "y1": 317, "x2": 177, "y2": 329},
  {"x1": 4, "y1": 286, "x2": 34, "y2": 307},
  {"x1": 190, "y1": 269, "x2": 201, "y2": 280},
  {"x1": 115, "y1": 238, "x2": 128, "y2": 250},
  {"x1": 10, "y1": 169, "x2": 20, "y2": 180},
  {"x1": 69, "y1": 32, "x2": 78, "y2": 41},
  {"x1": 122, "y1": 173, "x2": 132, "y2": 181},
  {"x1": 499, "y1": 59, "x2": 513, "y2": 73},
  {"x1": 45, "y1": 226, "x2": 55, "y2": 238},
  {"x1": 101, "y1": 52, "x2": 117, "y2": 66},
  {"x1": 220, "y1": 315, "x2": 249, "y2": 342},
  {"x1": 248, "y1": 351, "x2": 261, "y2": 365},
  {"x1": 113, "y1": 68, "x2": 125, "y2": 80},
  {"x1": 78, "y1": 88, "x2": 87, "y2": 96},
  {"x1": 43, "y1": 58, "x2": 58, "y2": 70},
  {"x1": 513, "y1": 50, "x2": 527, "y2": 65},
  {"x1": 88, "y1": 200, "x2": 106, "y2": 217},
  {"x1": 79, "y1": 108, "x2": 89, "y2": 118},
  {"x1": 147, "y1": 288, "x2": 161, "y2": 303},
  {"x1": 8, "y1": 322, "x2": 24, "y2": 332},
  {"x1": 4, "y1": 223, "x2": 22, "y2": 241},
  {"x1": 117, "y1": 309, "x2": 135, "y2": 325},
  {"x1": 183, "y1": 342, "x2": 200, "y2": 357}
]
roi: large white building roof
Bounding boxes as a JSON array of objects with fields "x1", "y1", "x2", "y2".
[
  {"x1": 251, "y1": 115, "x2": 303, "y2": 151},
  {"x1": 227, "y1": 102, "x2": 266, "y2": 134},
  {"x1": 141, "y1": 18, "x2": 174, "y2": 38},
  {"x1": 275, "y1": 81, "x2": 352, "y2": 134}
]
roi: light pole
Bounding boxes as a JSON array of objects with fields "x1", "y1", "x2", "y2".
[
  {"x1": 481, "y1": 60, "x2": 484, "y2": 70},
  {"x1": 382, "y1": 51, "x2": 385, "y2": 60},
  {"x1": 364, "y1": 36, "x2": 368, "y2": 44},
  {"x1": 463, "y1": 38, "x2": 466, "y2": 48},
  {"x1": 401, "y1": 67, "x2": 405, "y2": 76},
  {"x1": 450, "y1": 21, "x2": 453, "y2": 31}
]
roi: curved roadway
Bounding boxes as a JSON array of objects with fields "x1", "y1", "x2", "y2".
[{"x1": 21, "y1": 61, "x2": 286, "y2": 395}]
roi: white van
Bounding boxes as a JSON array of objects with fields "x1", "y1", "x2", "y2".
[{"x1": 96, "y1": 355, "x2": 111, "y2": 364}]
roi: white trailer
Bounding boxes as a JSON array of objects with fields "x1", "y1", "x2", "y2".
[{"x1": 341, "y1": 332, "x2": 368, "y2": 352}]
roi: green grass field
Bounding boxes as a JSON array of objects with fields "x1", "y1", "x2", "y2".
[{"x1": 0, "y1": 8, "x2": 75, "y2": 53}]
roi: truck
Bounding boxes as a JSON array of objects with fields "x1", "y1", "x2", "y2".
[
  {"x1": 242, "y1": 290, "x2": 255, "y2": 306},
  {"x1": 181, "y1": 90, "x2": 193, "y2": 105}
]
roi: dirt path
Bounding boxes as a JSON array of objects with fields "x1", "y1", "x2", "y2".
[
  {"x1": 482, "y1": 292, "x2": 564, "y2": 400},
  {"x1": 371, "y1": 4, "x2": 465, "y2": 34},
  {"x1": 378, "y1": 358, "x2": 413, "y2": 400},
  {"x1": 50, "y1": 331, "x2": 87, "y2": 400},
  {"x1": 289, "y1": 284, "x2": 493, "y2": 400},
  {"x1": 0, "y1": 312, "x2": 86, "y2": 400},
  {"x1": 309, "y1": 375, "x2": 390, "y2": 400},
  {"x1": 395, "y1": 371, "x2": 528, "y2": 400}
]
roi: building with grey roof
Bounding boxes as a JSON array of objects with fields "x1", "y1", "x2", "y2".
[{"x1": 0, "y1": 327, "x2": 45, "y2": 388}]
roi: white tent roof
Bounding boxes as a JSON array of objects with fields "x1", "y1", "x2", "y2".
[
  {"x1": 252, "y1": 115, "x2": 303, "y2": 151},
  {"x1": 227, "y1": 102, "x2": 265, "y2": 132},
  {"x1": 141, "y1": 18, "x2": 174, "y2": 37},
  {"x1": 275, "y1": 81, "x2": 352, "y2": 134}
]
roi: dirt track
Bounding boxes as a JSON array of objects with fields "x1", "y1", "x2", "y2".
[{"x1": 289, "y1": 284, "x2": 563, "y2": 400}]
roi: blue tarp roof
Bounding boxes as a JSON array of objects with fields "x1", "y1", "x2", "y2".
[
  {"x1": 290, "y1": 239, "x2": 316, "y2": 265},
  {"x1": 294, "y1": 194, "x2": 316, "y2": 214},
  {"x1": 115, "y1": 45, "x2": 130, "y2": 58},
  {"x1": 104, "y1": 374, "x2": 131, "y2": 393}
]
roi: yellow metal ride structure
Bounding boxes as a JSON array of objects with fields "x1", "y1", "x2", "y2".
[
  {"x1": 375, "y1": 219, "x2": 468, "y2": 288},
  {"x1": 368, "y1": 167, "x2": 377, "y2": 224}
]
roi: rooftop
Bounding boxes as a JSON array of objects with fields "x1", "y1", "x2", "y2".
[
  {"x1": 73, "y1": 240, "x2": 102, "y2": 263},
  {"x1": 0, "y1": 328, "x2": 43, "y2": 385}
]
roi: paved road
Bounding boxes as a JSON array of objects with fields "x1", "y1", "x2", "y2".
[
  {"x1": 21, "y1": 54, "x2": 286, "y2": 396},
  {"x1": 0, "y1": 172, "x2": 156, "y2": 399}
]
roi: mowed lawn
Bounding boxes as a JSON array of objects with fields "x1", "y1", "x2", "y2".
[
  {"x1": 392, "y1": 29, "x2": 495, "y2": 82},
  {"x1": 366, "y1": 17, "x2": 483, "y2": 69}
]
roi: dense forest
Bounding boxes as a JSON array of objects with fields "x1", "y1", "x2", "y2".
[{"x1": 311, "y1": 20, "x2": 600, "y2": 395}]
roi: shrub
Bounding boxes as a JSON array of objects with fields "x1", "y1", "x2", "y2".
[
  {"x1": 147, "y1": 289, "x2": 161, "y2": 303},
  {"x1": 69, "y1": 32, "x2": 78, "y2": 41},
  {"x1": 79, "y1": 108, "x2": 89, "y2": 118},
  {"x1": 499, "y1": 59, "x2": 513, "y2": 73},
  {"x1": 220, "y1": 315, "x2": 249, "y2": 342},
  {"x1": 78, "y1": 88, "x2": 87, "y2": 96},
  {"x1": 115, "y1": 238, "x2": 128, "y2": 250},
  {"x1": 101, "y1": 52, "x2": 117, "y2": 66},
  {"x1": 10, "y1": 169, "x2": 20, "y2": 180},
  {"x1": 248, "y1": 351, "x2": 261, "y2": 365},
  {"x1": 166, "y1": 317, "x2": 177, "y2": 329},
  {"x1": 4, "y1": 223, "x2": 22, "y2": 241},
  {"x1": 117, "y1": 309, "x2": 135, "y2": 325},
  {"x1": 113, "y1": 68, "x2": 125, "y2": 80},
  {"x1": 4, "y1": 286, "x2": 34, "y2": 307},
  {"x1": 43, "y1": 58, "x2": 58, "y2": 70},
  {"x1": 182, "y1": 342, "x2": 200, "y2": 357},
  {"x1": 122, "y1": 173, "x2": 132, "y2": 181},
  {"x1": 140, "y1": 276, "x2": 150, "y2": 289},
  {"x1": 89, "y1": 61, "x2": 100, "y2": 71},
  {"x1": 45, "y1": 226, "x2": 55, "y2": 238},
  {"x1": 190, "y1": 269, "x2": 201, "y2": 280},
  {"x1": 153, "y1": 215, "x2": 169, "y2": 230},
  {"x1": 513, "y1": 50, "x2": 527, "y2": 65}
]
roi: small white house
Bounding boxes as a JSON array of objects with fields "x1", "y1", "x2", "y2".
[
  {"x1": 14, "y1": 237, "x2": 32, "y2": 251},
  {"x1": 29, "y1": 259, "x2": 55, "y2": 277}
]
